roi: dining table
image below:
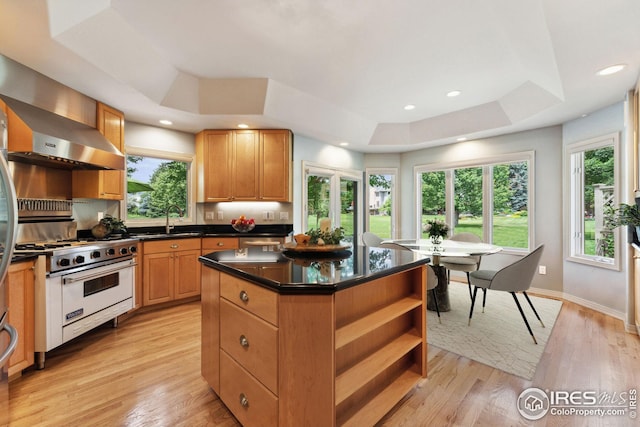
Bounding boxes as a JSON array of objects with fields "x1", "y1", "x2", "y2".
[{"x1": 381, "y1": 238, "x2": 502, "y2": 312}]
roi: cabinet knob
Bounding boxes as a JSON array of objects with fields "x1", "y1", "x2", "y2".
[
  {"x1": 239, "y1": 334, "x2": 249, "y2": 348},
  {"x1": 239, "y1": 290, "x2": 249, "y2": 302},
  {"x1": 239, "y1": 393, "x2": 249, "y2": 408},
  {"x1": 170, "y1": 244, "x2": 179, "y2": 249}
]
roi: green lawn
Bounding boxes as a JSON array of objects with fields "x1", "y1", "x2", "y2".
[{"x1": 366, "y1": 214, "x2": 530, "y2": 248}]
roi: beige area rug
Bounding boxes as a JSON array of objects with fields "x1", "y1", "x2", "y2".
[{"x1": 426, "y1": 282, "x2": 563, "y2": 380}]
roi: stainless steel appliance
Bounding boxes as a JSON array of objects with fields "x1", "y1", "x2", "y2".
[
  {"x1": 14, "y1": 236, "x2": 138, "y2": 369},
  {"x1": 0, "y1": 108, "x2": 19, "y2": 426}
]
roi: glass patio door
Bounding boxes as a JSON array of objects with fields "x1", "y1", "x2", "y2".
[{"x1": 303, "y1": 162, "x2": 362, "y2": 244}]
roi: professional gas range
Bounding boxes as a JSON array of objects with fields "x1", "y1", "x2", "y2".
[
  {"x1": 15, "y1": 238, "x2": 138, "y2": 275},
  {"x1": 15, "y1": 226, "x2": 139, "y2": 369}
]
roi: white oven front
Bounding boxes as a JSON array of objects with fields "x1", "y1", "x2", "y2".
[{"x1": 38, "y1": 258, "x2": 135, "y2": 357}]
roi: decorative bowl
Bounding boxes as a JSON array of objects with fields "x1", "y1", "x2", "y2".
[{"x1": 232, "y1": 222, "x2": 255, "y2": 233}]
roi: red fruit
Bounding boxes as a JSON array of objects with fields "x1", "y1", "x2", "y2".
[{"x1": 231, "y1": 219, "x2": 236, "y2": 224}]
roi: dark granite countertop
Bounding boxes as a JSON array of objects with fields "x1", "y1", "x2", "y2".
[{"x1": 199, "y1": 245, "x2": 430, "y2": 294}]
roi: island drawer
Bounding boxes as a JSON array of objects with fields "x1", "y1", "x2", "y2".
[
  {"x1": 220, "y1": 299, "x2": 278, "y2": 393},
  {"x1": 220, "y1": 350, "x2": 278, "y2": 427},
  {"x1": 220, "y1": 273, "x2": 278, "y2": 325}
]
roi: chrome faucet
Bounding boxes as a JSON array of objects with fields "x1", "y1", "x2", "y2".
[{"x1": 165, "y1": 204, "x2": 184, "y2": 234}]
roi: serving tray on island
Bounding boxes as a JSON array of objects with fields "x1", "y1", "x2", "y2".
[{"x1": 282, "y1": 242, "x2": 351, "y2": 253}]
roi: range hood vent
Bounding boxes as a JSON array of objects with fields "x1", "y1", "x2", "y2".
[{"x1": 1, "y1": 95, "x2": 124, "y2": 170}]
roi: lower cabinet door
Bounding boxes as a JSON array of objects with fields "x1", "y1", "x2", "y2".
[{"x1": 220, "y1": 351, "x2": 278, "y2": 427}]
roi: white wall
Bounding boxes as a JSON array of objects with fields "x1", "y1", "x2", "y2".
[
  {"x1": 388, "y1": 126, "x2": 564, "y2": 293},
  {"x1": 562, "y1": 102, "x2": 628, "y2": 322},
  {"x1": 291, "y1": 134, "x2": 365, "y2": 232},
  {"x1": 125, "y1": 122, "x2": 195, "y2": 154}
]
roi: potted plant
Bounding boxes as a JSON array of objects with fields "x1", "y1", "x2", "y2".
[
  {"x1": 92, "y1": 215, "x2": 128, "y2": 238},
  {"x1": 604, "y1": 203, "x2": 640, "y2": 238}
]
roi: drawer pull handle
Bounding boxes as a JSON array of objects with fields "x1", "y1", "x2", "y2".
[
  {"x1": 239, "y1": 393, "x2": 249, "y2": 408},
  {"x1": 217, "y1": 242, "x2": 224, "y2": 246},
  {"x1": 239, "y1": 290, "x2": 249, "y2": 302},
  {"x1": 239, "y1": 335, "x2": 249, "y2": 348},
  {"x1": 170, "y1": 244, "x2": 179, "y2": 249}
]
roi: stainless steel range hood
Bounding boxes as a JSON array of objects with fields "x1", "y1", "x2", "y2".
[{"x1": 1, "y1": 95, "x2": 124, "y2": 170}]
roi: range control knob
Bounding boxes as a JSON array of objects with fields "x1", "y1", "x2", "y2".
[
  {"x1": 106, "y1": 248, "x2": 116, "y2": 256},
  {"x1": 129, "y1": 246, "x2": 137, "y2": 254},
  {"x1": 74, "y1": 255, "x2": 85, "y2": 264},
  {"x1": 91, "y1": 251, "x2": 101, "y2": 259},
  {"x1": 58, "y1": 258, "x2": 71, "y2": 267},
  {"x1": 120, "y1": 247, "x2": 128, "y2": 255}
]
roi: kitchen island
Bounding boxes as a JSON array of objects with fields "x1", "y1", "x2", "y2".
[{"x1": 199, "y1": 245, "x2": 430, "y2": 427}]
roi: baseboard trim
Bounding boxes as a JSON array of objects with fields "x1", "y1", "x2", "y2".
[{"x1": 529, "y1": 286, "x2": 635, "y2": 333}]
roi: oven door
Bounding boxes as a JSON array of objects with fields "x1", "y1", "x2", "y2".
[{"x1": 60, "y1": 259, "x2": 134, "y2": 342}]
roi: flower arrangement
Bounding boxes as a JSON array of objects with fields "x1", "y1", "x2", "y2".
[
  {"x1": 306, "y1": 227, "x2": 345, "y2": 245},
  {"x1": 231, "y1": 215, "x2": 255, "y2": 232},
  {"x1": 424, "y1": 218, "x2": 449, "y2": 239}
]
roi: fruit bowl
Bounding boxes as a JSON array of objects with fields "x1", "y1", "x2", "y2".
[
  {"x1": 232, "y1": 222, "x2": 255, "y2": 233},
  {"x1": 231, "y1": 216, "x2": 255, "y2": 233}
]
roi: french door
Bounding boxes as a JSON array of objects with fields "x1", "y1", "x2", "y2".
[{"x1": 303, "y1": 162, "x2": 362, "y2": 244}]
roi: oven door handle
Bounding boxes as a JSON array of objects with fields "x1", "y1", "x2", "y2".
[
  {"x1": 0, "y1": 323, "x2": 18, "y2": 367},
  {"x1": 62, "y1": 261, "x2": 136, "y2": 284}
]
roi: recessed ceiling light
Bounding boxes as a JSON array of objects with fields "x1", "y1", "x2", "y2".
[
  {"x1": 596, "y1": 64, "x2": 626, "y2": 76},
  {"x1": 404, "y1": 104, "x2": 416, "y2": 110},
  {"x1": 447, "y1": 90, "x2": 461, "y2": 97},
  {"x1": 237, "y1": 123, "x2": 249, "y2": 129},
  {"x1": 159, "y1": 119, "x2": 172, "y2": 125},
  {"x1": 457, "y1": 137, "x2": 467, "y2": 142},
  {"x1": 339, "y1": 142, "x2": 349, "y2": 147}
]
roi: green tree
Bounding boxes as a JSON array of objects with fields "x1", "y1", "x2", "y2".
[
  {"x1": 421, "y1": 171, "x2": 445, "y2": 214},
  {"x1": 126, "y1": 155, "x2": 143, "y2": 177},
  {"x1": 148, "y1": 161, "x2": 187, "y2": 217},
  {"x1": 454, "y1": 167, "x2": 482, "y2": 216},
  {"x1": 584, "y1": 147, "x2": 614, "y2": 215}
]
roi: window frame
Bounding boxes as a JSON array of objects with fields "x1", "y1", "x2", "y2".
[
  {"x1": 121, "y1": 146, "x2": 196, "y2": 227},
  {"x1": 414, "y1": 151, "x2": 535, "y2": 253},
  {"x1": 565, "y1": 132, "x2": 620, "y2": 270},
  {"x1": 365, "y1": 167, "x2": 398, "y2": 239},
  {"x1": 302, "y1": 161, "x2": 363, "y2": 242}
]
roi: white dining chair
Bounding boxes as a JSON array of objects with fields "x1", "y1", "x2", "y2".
[
  {"x1": 362, "y1": 231, "x2": 384, "y2": 247},
  {"x1": 440, "y1": 232, "x2": 482, "y2": 299},
  {"x1": 468, "y1": 245, "x2": 545, "y2": 344}
]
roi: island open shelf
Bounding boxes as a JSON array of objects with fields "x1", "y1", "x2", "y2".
[{"x1": 199, "y1": 245, "x2": 429, "y2": 427}]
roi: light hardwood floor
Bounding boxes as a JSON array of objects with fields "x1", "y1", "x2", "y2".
[{"x1": 7, "y1": 294, "x2": 640, "y2": 427}]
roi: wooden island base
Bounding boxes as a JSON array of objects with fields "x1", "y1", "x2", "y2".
[{"x1": 200, "y1": 248, "x2": 428, "y2": 427}]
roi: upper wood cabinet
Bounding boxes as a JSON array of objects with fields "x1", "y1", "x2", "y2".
[
  {"x1": 72, "y1": 103, "x2": 125, "y2": 200},
  {"x1": 196, "y1": 129, "x2": 292, "y2": 202}
]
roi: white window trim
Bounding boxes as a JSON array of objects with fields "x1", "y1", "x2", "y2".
[
  {"x1": 564, "y1": 132, "x2": 620, "y2": 270},
  {"x1": 302, "y1": 161, "x2": 363, "y2": 238},
  {"x1": 365, "y1": 167, "x2": 398, "y2": 239},
  {"x1": 414, "y1": 150, "x2": 535, "y2": 253},
  {"x1": 121, "y1": 146, "x2": 196, "y2": 227}
]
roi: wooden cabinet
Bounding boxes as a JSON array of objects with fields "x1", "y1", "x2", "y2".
[
  {"x1": 201, "y1": 265, "x2": 427, "y2": 427},
  {"x1": 201, "y1": 237, "x2": 239, "y2": 254},
  {"x1": 7, "y1": 260, "x2": 35, "y2": 377},
  {"x1": 634, "y1": 246, "x2": 640, "y2": 334},
  {"x1": 259, "y1": 130, "x2": 292, "y2": 201},
  {"x1": 142, "y1": 239, "x2": 201, "y2": 306},
  {"x1": 72, "y1": 103, "x2": 125, "y2": 200},
  {"x1": 196, "y1": 129, "x2": 292, "y2": 202}
]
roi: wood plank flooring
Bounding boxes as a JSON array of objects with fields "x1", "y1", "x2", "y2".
[{"x1": 7, "y1": 295, "x2": 640, "y2": 426}]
